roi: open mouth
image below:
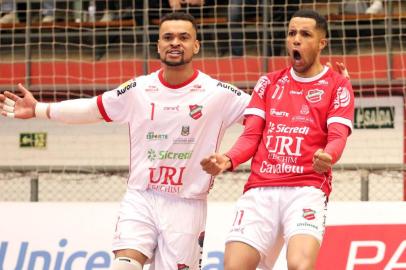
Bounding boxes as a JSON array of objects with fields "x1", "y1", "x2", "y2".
[
  {"x1": 168, "y1": 49, "x2": 183, "y2": 56},
  {"x1": 293, "y1": 50, "x2": 301, "y2": 61}
]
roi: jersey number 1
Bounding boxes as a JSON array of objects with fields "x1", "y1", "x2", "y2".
[{"x1": 150, "y1": 102, "x2": 155, "y2": 120}]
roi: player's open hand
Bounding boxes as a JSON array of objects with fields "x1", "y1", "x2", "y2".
[
  {"x1": 326, "y1": 61, "x2": 350, "y2": 80},
  {"x1": 0, "y1": 83, "x2": 37, "y2": 119},
  {"x1": 200, "y1": 154, "x2": 231, "y2": 176},
  {"x1": 312, "y1": 149, "x2": 333, "y2": 174}
]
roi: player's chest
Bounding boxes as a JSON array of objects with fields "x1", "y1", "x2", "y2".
[
  {"x1": 265, "y1": 82, "x2": 332, "y2": 117},
  {"x1": 140, "y1": 90, "x2": 220, "y2": 124}
]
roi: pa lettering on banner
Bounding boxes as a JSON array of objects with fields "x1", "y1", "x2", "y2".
[{"x1": 316, "y1": 225, "x2": 406, "y2": 270}]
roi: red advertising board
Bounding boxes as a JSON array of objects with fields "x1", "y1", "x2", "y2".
[{"x1": 317, "y1": 225, "x2": 406, "y2": 270}]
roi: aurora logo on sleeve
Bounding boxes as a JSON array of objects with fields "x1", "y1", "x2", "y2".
[{"x1": 117, "y1": 80, "x2": 136, "y2": 96}]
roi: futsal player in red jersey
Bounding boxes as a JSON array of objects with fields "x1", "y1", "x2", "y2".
[{"x1": 201, "y1": 9, "x2": 354, "y2": 270}]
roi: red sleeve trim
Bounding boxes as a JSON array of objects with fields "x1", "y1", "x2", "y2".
[{"x1": 97, "y1": 95, "x2": 112, "y2": 122}]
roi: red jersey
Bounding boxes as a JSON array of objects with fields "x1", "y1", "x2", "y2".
[{"x1": 244, "y1": 66, "x2": 354, "y2": 196}]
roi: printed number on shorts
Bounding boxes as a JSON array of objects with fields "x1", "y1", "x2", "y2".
[{"x1": 232, "y1": 210, "x2": 244, "y2": 226}]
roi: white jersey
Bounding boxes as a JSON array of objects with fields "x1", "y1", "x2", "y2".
[{"x1": 97, "y1": 69, "x2": 250, "y2": 199}]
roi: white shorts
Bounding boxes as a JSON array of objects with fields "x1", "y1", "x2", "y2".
[
  {"x1": 226, "y1": 186, "x2": 327, "y2": 270},
  {"x1": 112, "y1": 189, "x2": 207, "y2": 270}
]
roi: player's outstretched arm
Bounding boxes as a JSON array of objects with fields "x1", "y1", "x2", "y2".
[
  {"x1": 1, "y1": 83, "x2": 103, "y2": 124},
  {"x1": 0, "y1": 83, "x2": 37, "y2": 119},
  {"x1": 200, "y1": 154, "x2": 232, "y2": 176}
]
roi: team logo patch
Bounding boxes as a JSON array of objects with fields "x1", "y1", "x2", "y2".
[
  {"x1": 181, "y1": 126, "x2": 190, "y2": 136},
  {"x1": 270, "y1": 109, "x2": 289, "y2": 117},
  {"x1": 177, "y1": 264, "x2": 190, "y2": 270},
  {"x1": 300, "y1": 104, "x2": 309, "y2": 115},
  {"x1": 146, "y1": 131, "x2": 168, "y2": 140},
  {"x1": 303, "y1": 208, "x2": 316, "y2": 220},
  {"x1": 334, "y1": 86, "x2": 351, "y2": 109},
  {"x1": 189, "y1": 105, "x2": 203, "y2": 120},
  {"x1": 306, "y1": 89, "x2": 324, "y2": 103}
]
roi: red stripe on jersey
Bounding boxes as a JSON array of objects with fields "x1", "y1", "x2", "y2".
[
  {"x1": 158, "y1": 69, "x2": 199, "y2": 89},
  {"x1": 97, "y1": 95, "x2": 112, "y2": 122}
]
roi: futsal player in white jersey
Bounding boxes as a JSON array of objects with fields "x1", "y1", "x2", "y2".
[
  {"x1": 0, "y1": 12, "x2": 251, "y2": 270},
  {"x1": 201, "y1": 10, "x2": 355, "y2": 270}
]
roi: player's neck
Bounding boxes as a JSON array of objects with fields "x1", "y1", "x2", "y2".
[
  {"x1": 294, "y1": 62, "x2": 324, "y2": 78},
  {"x1": 162, "y1": 66, "x2": 196, "y2": 86}
]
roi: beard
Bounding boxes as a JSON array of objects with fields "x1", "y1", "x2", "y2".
[{"x1": 160, "y1": 54, "x2": 192, "y2": 67}]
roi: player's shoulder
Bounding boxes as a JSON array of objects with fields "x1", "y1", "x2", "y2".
[
  {"x1": 266, "y1": 67, "x2": 290, "y2": 80},
  {"x1": 123, "y1": 71, "x2": 158, "y2": 90},
  {"x1": 115, "y1": 77, "x2": 138, "y2": 97},
  {"x1": 253, "y1": 68, "x2": 288, "y2": 89},
  {"x1": 255, "y1": 68, "x2": 290, "y2": 87},
  {"x1": 197, "y1": 70, "x2": 247, "y2": 97},
  {"x1": 215, "y1": 80, "x2": 246, "y2": 97},
  {"x1": 325, "y1": 67, "x2": 350, "y2": 85}
]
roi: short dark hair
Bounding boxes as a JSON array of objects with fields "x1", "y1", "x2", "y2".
[
  {"x1": 159, "y1": 12, "x2": 198, "y2": 33},
  {"x1": 291, "y1": 10, "x2": 328, "y2": 37}
]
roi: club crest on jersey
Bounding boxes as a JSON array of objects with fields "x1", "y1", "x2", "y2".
[
  {"x1": 181, "y1": 126, "x2": 190, "y2": 136},
  {"x1": 303, "y1": 208, "x2": 316, "y2": 220},
  {"x1": 300, "y1": 104, "x2": 309, "y2": 115},
  {"x1": 189, "y1": 105, "x2": 203, "y2": 120},
  {"x1": 306, "y1": 89, "x2": 324, "y2": 103}
]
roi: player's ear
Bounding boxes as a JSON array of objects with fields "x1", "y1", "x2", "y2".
[
  {"x1": 193, "y1": 40, "x2": 200, "y2": 55},
  {"x1": 319, "y1": 37, "x2": 327, "y2": 51}
]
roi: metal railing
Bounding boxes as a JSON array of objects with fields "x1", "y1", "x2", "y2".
[{"x1": 0, "y1": 163, "x2": 404, "y2": 202}]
